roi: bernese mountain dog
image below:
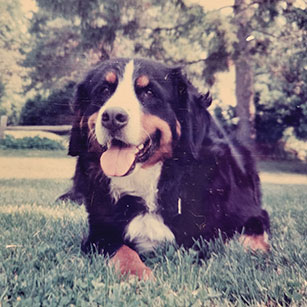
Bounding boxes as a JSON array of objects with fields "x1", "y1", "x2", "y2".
[{"x1": 62, "y1": 58, "x2": 270, "y2": 279}]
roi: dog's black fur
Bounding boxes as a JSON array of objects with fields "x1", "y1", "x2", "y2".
[{"x1": 60, "y1": 58, "x2": 270, "y2": 258}]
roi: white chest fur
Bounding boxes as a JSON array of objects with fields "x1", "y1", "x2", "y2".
[
  {"x1": 109, "y1": 163, "x2": 162, "y2": 211},
  {"x1": 109, "y1": 163, "x2": 175, "y2": 253}
]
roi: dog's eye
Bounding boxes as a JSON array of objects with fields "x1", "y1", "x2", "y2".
[
  {"x1": 102, "y1": 87, "x2": 111, "y2": 95},
  {"x1": 139, "y1": 88, "x2": 154, "y2": 101},
  {"x1": 98, "y1": 85, "x2": 112, "y2": 97},
  {"x1": 145, "y1": 89, "x2": 153, "y2": 97}
]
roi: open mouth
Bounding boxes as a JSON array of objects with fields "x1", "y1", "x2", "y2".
[{"x1": 100, "y1": 131, "x2": 161, "y2": 177}]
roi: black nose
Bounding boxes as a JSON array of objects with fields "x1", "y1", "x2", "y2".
[{"x1": 101, "y1": 107, "x2": 129, "y2": 131}]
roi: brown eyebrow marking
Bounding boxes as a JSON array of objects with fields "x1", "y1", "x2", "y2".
[
  {"x1": 105, "y1": 71, "x2": 117, "y2": 84},
  {"x1": 136, "y1": 75, "x2": 150, "y2": 88}
]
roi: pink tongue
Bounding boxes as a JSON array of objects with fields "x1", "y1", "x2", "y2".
[{"x1": 100, "y1": 145, "x2": 137, "y2": 177}]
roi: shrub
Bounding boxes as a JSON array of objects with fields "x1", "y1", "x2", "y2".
[
  {"x1": 0, "y1": 135, "x2": 65, "y2": 150},
  {"x1": 20, "y1": 82, "x2": 75, "y2": 125},
  {"x1": 281, "y1": 128, "x2": 307, "y2": 161}
]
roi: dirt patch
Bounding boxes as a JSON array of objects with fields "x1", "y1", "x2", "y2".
[
  {"x1": 0, "y1": 157, "x2": 75, "y2": 179},
  {"x1": 260, "y1": 172, "x2": 307, "y2": 185},
  {"x1": 0, "y1": 156, "x2": 307, "y2": 184}
]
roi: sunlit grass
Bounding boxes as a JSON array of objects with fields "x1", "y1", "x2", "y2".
[
  {"x1": 0, "y1": 157, "x2": 306, "y2": 306},
  {"x1": 0, "y1": 149, "x2": 68, "y2": 158}
]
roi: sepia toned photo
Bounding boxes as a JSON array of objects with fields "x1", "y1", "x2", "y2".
[{"x1": 1, "y1": 0, "x2": 306, "y2": 305}]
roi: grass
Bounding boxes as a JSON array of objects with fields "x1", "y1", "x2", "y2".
[
  {"x1": 0, "y1": 149, "x2": 68, "y2": 158},
  {"x1": 0, "y1": 155, "x2": 306, "y2": 306},
  {"x1": 258, "y1": 159, "x2": 307, "y2": 175}
]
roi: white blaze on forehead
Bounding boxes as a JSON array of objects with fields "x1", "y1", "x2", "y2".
[{"x1": 95, "y1": 60, "x2": 143, "y2": 145}]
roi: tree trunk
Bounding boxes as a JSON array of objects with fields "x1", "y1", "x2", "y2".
[{"x1": 234, "y1": 0, "x2": 255, "y2": 148}]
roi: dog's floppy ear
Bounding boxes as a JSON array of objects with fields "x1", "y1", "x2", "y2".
[
  {"x1": 173, "y1": 68, "x2": 213, "y2": 159},
  {"x1": 68, "y1": 81, "x2": 90, "y2": 156}
]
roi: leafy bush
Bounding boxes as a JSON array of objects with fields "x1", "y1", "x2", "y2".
[
  {"x1": 213, "y1": 104, "x2": 238, "y2": 136},
  {"x1": 254, "y1": 43, "x2": 307, "y2": 145},
  {"x1": 254, "y1": 92, "x2": 307, "y2": 147},
  {"x1": 0, "y1": 135, "x2": 65, "y2": 150},
  {"x1": 20, "y1": 82, "x2": 75, "y2": 125},
  {"x1": 281, "y1": 128, "x2": 307, "y2": 161}
]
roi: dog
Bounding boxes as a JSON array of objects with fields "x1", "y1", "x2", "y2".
[{"x1": 61, "y1": 58, "x2": 270, "y2": 279}]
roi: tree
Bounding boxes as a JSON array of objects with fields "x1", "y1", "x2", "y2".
[
  {"x1": 218, "y1": 0, "x2": 307, "y2": 148},
  {"x1": 253, "y1": 1, "x2": 307, "y2": 146},
  {"x1": 233, "y1": 0, "x2": 256, "y2": 147},
  {"x1": 21, "y1": 0, "x2": 307, "y2": 150},
  {"x1": 23, "y1": 0, "x2": 233, "y2": 92},
  {"x1": 0, "y1": 0, "x2": 30, "y2": 123}
]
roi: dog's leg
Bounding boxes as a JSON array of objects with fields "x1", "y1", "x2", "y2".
[
  {"x1": 109, "y1": 245, "x2": 154, "y2": 280},
  {"x1": 238, "y1": 232, "x2": 270, "y2": 252},
  {"x1": 239, "y1": 214, "x2": 270, "y2": 252},
  {"x1": 56, "y1": 189, "x2": 84, "y2": 204}
]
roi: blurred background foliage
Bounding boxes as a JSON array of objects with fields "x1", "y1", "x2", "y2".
[{"x1": 0, "y1": 0, "x2": 306, "y2": 156}]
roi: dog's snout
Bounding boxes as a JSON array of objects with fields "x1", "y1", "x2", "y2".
[{"x1": 101, "y1": 107, "x2": 129, "y2": 131}]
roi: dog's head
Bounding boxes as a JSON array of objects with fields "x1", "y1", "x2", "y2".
[{"x1": 69, "y1": 58, "x2": 212, "y2": 177}]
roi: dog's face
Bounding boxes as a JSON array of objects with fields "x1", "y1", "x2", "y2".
[{"x1": 69, "y1": 58, "x2": 212, "y2": 177}]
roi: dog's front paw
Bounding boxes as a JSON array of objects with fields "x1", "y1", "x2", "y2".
[
  {"x1": 238, "y1": 233, "x2": 270, "y2": 253},
  {"x1": 109, "y1": 245, "x2": 154, "y2": 281}
]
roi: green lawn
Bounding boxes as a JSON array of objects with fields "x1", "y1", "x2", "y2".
[
  {"x1": 0, "y1": 149, "x2": 68, "y2": 158},
  {"x1": 0, "y1": 154, "x2": 306, "y2": 306}
]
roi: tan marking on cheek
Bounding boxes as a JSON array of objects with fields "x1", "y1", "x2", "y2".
[
  {"x1": 88, "y1": 112, "x2": 98, "y2": 131},
  {"x1": 140, "y1": 113, "x2": 174, "y2": 167},
  {"x1": 79, "y1": 115, "x2": 85, "y2": 129},
  {"x1": 109, "y1": 245, "x2": 154, "y2": 280},
  {"x1": 176, "y1": 120, "x2": 181, "y2": 138},
  {"x1": 74, "y1": 110, "x2": 82, "y2": 125},
  {"x1": 87, "y1": 112, "x2": 101, "y2": 152},
  {"x1": 238, "y1": 233, "x2": 270, "y2": 253},
  {"x1": 105, "y1": 71, "x2": 117, "y2": 84},
  {"x1": 136, "y1": 75, "x2": 150, "y2": 88}
]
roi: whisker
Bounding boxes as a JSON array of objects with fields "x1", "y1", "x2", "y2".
[{"x1": 142, "y1": 128, "x2": 152, "y2": 144}]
